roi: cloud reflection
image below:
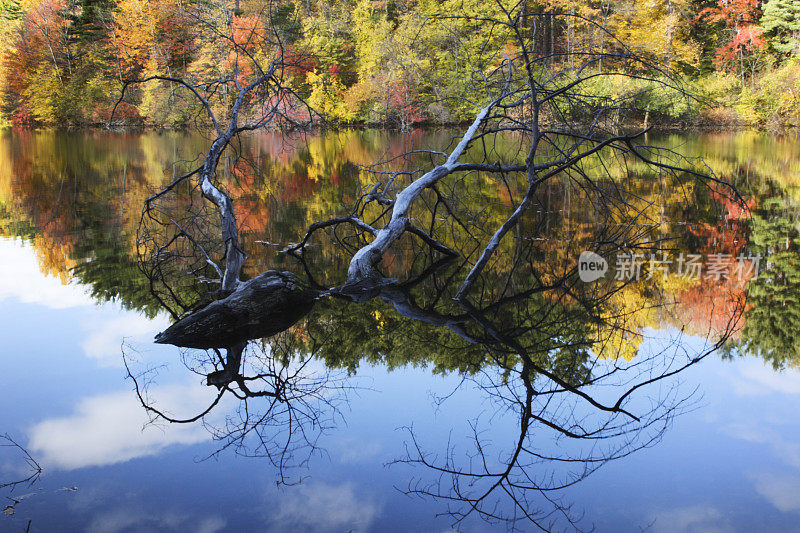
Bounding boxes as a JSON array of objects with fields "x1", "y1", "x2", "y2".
[
  {"x1": 752, "y1": 473, "x2": 800, "y2": 513},
  {"x1": 80, "y1": 312, "x2": 171, "y2": 366},
  {"x1": 28, "y1": 384, "x2": 217, "y2": 470},
  {"x1": 0, "y1": 238, "x2": 93, "y2": 309},
  {"x1": 270, "y1": 482, "x2": 381, "y2": 532},
  {"x1": 724, "y1": 357, "x2": 800, "y2": 396},
  {"x1": 87, "y1": 507, "x2": 226, "y2": 533},
  {"x1": 649, "y1": 505, "x2": 733, "y2": 533},
  {"x1": 724, "y1": 421, "x2": 800, "y2": 470}
]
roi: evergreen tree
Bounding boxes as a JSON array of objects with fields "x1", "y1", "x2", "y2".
[
  {"x1": 739, "y1": 196, "x2": 800, "y2": 368},
  {"x1": 761, "y1": 0, "x2": 800, "y2": 55},
  {"x1": 0, "y1": 0, "x2": 22, "y2": 21},
  {"x1": 65, "y1": 0, "x2": 116, "y2": 44}
]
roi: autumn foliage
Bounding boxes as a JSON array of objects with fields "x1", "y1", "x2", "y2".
[{"x1": 1, "y1": 0, "x2": 800, "y2": 127}]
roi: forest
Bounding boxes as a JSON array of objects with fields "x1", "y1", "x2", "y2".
[{"x1": 3, "y1": 0, "x2": 800, "y2": 128}]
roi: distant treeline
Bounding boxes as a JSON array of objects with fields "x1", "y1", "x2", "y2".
[{"x1": 3, "y1": 0, "x2": 800, "y2": 128}]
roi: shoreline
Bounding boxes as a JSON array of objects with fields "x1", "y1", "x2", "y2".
[{"x1": 2, "y1": 119, "x2": 797, "y2": 134}]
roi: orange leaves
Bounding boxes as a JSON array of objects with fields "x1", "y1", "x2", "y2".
[
  {"x1": 500, "y1": 40, "x2": 519, "y2": 63},
  {"x1": 0, "y1": 0, "x2": 70, "y2": 124},
  {"x1": 230, "y1": 14, "x2": 267, "y2": 49},
  {"x1": 222, "y1": 15, "x2": 270, "y2": 85}
]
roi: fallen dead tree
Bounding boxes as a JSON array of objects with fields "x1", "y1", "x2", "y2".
[
  {"x1": 154, "y1": 270, "x2": 318, "y2": 349},
  {"x1": 116, "y1": 4, "x2": 748, "y2": 529}
]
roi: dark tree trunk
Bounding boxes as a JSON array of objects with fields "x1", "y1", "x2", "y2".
[{"x1": 154, "y1": 271, "x2": 319, "y2": 349}]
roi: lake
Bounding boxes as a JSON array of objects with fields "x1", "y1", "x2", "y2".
[{"x1": 2, "y1": 128, "x2": 800, "y2": 532}]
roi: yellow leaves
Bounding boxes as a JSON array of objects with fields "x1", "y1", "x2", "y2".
[
  {"x1": 342, "y1": 78, "x2": 378, "y2": 119},
  {"x1": 23, "y1": 62, "x2": 62, "y2": 123},
  {"x1": 351, "y1": 0, "x2": 392, "y2": 79},
  {"x1": 609, "y1": 0, "x2": 700, "y2": 67},
  {"x1": 307, "y1": 70, "x2": 358, "y2": 123},
  {"x1": 372, "y1": 309, "x2": 387, "y2": 330},
  {"x1": 595, "y1": 326, "x2": 643, "y2": 362},
  {"x1": 305, "y1": 138, "x2": 327, "y2": 183},
  {"x1": 33, "y1": 234, "x2": 75, "y2": 284},
  {"x1": 113, "y1": 0, "x2": 190, "y2": 78},
  {"x1": 592, "y1": 282, "x2": 651, "y2": 361},
  {"x1": 541, "y1": 0, "x2": 603, "y2": 19},
  {"x1": 661, "y1": 271, "x2": 699, "y2": 294},
  {"x1": 113, "y1": 0, "x2": 160, "y2": 72}
]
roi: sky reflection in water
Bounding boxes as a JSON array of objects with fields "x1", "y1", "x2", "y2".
[
  {"x1": 4, "y1": 237, "x2": 800, "y2": 532},
  {"x1": 2, "y1": 130, "x2": 800, "y2": 532}
]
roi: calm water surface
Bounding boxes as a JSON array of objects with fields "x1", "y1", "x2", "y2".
[{"x1": 2, "y1": 129, "x2": 800, "y2": 532}]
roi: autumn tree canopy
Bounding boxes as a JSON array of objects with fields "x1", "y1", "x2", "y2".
[{"x1": 4, "y1": 0, "x2": 800, "y2": 127}]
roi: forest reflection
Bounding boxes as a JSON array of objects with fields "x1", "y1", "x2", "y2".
[
  {"x1": 1, "y1": 129, "x2": 799, "y2": 528},
  {"x1": 2, "y1": 129, "x2": 796, "y2": 367}
]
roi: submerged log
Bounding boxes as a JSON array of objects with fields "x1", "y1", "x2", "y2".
[{"x1": 155, "y1": 271, "x2": 319, "y2": 349}]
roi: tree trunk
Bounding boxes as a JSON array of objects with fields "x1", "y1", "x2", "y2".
[{"x1": 154, "y1": 271, "x2": 319, "y2": 349}]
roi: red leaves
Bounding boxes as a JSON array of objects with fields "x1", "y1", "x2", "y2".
[
  {"x1": 676, "y1": 190, "x2": 753, "y2": 337},
  {"x1": 283, "y1": 46, "x2": 317, "y2": 75},
  {"x1": 11, "y1": 105, "x2": 35, "y2": 127},
  {"x1": 689, "y1": 189, "x2": 752, "y2": 258},
  {"x1": 699, "y1": 0, "x2": 761, "y2": 26},
  {"x1": 699, "y1": 0, "x2": 766, "y2": 73},
  {"x1": 386, "y1": 79, "x2": 424, "y2": 125},
  {"x1": 714, "y1": 25, "x2": 766, "y2": 69}
]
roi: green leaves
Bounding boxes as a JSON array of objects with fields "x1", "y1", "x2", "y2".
[
  {"x1": 761, "y1": 0, "x2": 800, "y2": 55},
  {"x1": 0, "y1": 0, "x2": 22, "y2": 21}
]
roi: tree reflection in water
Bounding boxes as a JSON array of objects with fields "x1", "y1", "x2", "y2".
[
  {"x1": 116, "y1": 11, "x2": 751, "y2": 523},
  {"x1": 0, "y1": 6, "x2": 762, "y2": 523},
  {"x1": 0, "y1": 127, "x2": 760, "y2": 530},
  {"x1": 125, "y1": 123, "x2": 744, "y2": 530}
]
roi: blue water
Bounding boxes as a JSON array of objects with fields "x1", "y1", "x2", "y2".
[{"x1": 2, "y1": 234, "x2": 800, "y2": 532}]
